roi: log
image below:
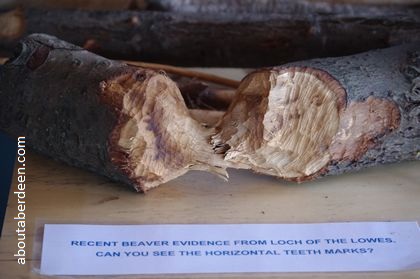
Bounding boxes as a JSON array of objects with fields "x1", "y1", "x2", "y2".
[
  {"x1": 147, "y1": 0, "x2": 420, "y2": 15},
  {"x1": 1, "y1": 54, "x2": 236, "y2": 111},
  {"x1": 0, "y1": 33, "x2": 227, "y2": 192},
  {"x1": 0, "y1": 8, "x2": 419, "y2": 66},
  {"x1": 4, "y1": 0, "x2": 417, "y2": 13},
  {"x1": 119, "y1": 61, "x2": 239, "y2": 110},
  {"x1": 0, "y1": 0, "x2": 141, "y2": 10},
  {"x1": 212, "y1": 43, "x2": 420, "y2": 181},
  {"x1": 1, "y1": 35, "x2": 418, "y2": 192}
]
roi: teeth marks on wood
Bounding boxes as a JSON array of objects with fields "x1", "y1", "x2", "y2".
[
  {"x1": 211, "y1": 42, "x2": 419, "y2": 181},
  {"x1": 213, "y1": 67, "x2": 347, "y2": 179},
  {"x1": 103, "y1": 72, "x2": 183, "y2": 190},
  {"x1": 0, "y1": 34, "x2": 228, "y2": 192},
  {"x1": 330, "y1": 97, "x2": 400, "y2": 161},
  {"x1": 102, "y1": 70, "x2": 228, "y2": 191},
  {"x1": 0, "y1": 34, "x2": 418, "y2": 191}
]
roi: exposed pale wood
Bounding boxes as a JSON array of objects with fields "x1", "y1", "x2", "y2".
[
  {"x1": 1, "y1": 35, "x2": 418, "y2": 192},
  {"x1": 0, "y1": 34, "x2": 229, "y2": 192},
  {"x1": 213, "y1": 43, "x2": 420, "y2": 181},
  {"x1": 0, "y1": 56, "x2": 239, "y2": 88},
  {"x1": 0, "y1": 66, "x2": 419, "y2": 278},
  {"x1": 189, "y1": 109, "x2": 224, "y2": 127},
  {"x1": 0, "y1": 151, "x2": 419, "y2": 278},
  {"x1": 0, "y1": 56, "x2": 238, "y2": 111},
  {"x1": 0, "y1": 56, "x2": 237, "y2": 110},
  {"x1": 125, "y1": 60, "x2": 240, "y2": 88}
]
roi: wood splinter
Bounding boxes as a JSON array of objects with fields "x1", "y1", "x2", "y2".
[
  {"x1": 212, "y1": 46, "x2": 419, "y2": 181},
  {"x1": 0, "y1": 34, "x2": 229, "y2": 192},
  {"x1": 0, "y1": 34, "x2": 418, "y2": 192}
]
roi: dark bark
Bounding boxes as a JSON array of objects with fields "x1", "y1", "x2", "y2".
[
  {"x1": 147, "y1": 0, "x2": 420, "y2": 15},
  {"x1": 0, "y1": 0, "x2": 135, "y2": 11},
  {"x1": 0, "y1": 34, "x2": 152, "y2": 191},
  {"x1": 289, "y1": 43, "x2": 420, "y2": 178},
  {"x1": 0, "y1": 8, "x2": 419, "y2": 67},
  {"x1": 212, "y1": 43, "x2": 420, "y2": 181},
  {"x1": 0, "y1": 34, "x2": 231, "y2": 192},
  {"x1": 1, "y1": 34, "x2": 418, "y2": 191}
]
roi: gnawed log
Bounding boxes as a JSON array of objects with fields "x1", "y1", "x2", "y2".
[
  {"x1": 1, "y1": 54, "x2": 236, "y2": 111},
  {"x1": 212, "y1": 43, "x2": 420, "y2": 181},
  {"x1": 0, "y1": 8, "x2": 419, "y2": 66},
  {"x1": 1, "y1": 35, "x2": 418, "y2": 192},
  {"x1": 0, "y1": 33, "x2": 227, "y2": 192}
]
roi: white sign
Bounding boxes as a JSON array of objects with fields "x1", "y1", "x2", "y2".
[{"x1": 40, "y1": 222, "x2": 420, "y2": 275}]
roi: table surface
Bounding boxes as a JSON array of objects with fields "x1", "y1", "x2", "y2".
[{"x1": 0, "y1": 69, "x2": 419, "y2": 279}]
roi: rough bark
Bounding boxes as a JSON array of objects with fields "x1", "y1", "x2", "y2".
[
  {"x1": 0, "y1": 33, "x2": 226, "y2": 192},
  {"x1": 0, "y1": 0, "x2": 140, "y2": 10},
  {"x1": 0, "y1": 8, "x2": 419, "y2": 66},
  {"x1": 147, "y1": 0, "x2": 420, "y2": 15},
  {"x1": 1, "y1": 35, "x2": 418, "y2": 192},
  {"x1": 3, "y1": 0, "x2": 418, "y2": 12},
  {"x1": 212, "y1": 43, "x2": 420, "y2": 181}
]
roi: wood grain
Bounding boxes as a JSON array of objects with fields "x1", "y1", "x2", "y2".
[
  {"x1": 0, "y1": 68, "x2": 419, "y2": 279},
  {"x1": 0, "y1": 150, "x2": 419, "y2": 278},
  {"x1": 1, "y1": 8, "x2": 419, "y2": 67}
]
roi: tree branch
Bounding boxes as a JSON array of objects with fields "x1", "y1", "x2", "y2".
[{"x1": 1, "y1": 8, "x2": 419, "y2": 66}]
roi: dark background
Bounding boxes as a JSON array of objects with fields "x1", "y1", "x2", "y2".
[{"x1": 0, "y1": 131, "x2": 17, "y2": 236}]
